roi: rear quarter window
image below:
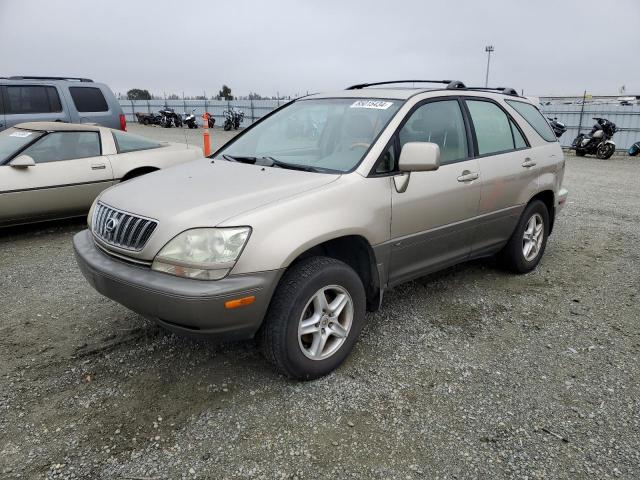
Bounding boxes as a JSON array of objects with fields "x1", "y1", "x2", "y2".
[
  {"x1": 112, "y1": 130, "x2": 162, "y2": 153},
  {"x1": 4, "y1": 85, "x2": 62, "y2": 114},
  {"x1": 506, "y1": 100, "x2": 557, "y2": 142},
  {"x1": 69, "y1": 87, "x2": 109, "y2": 112}
]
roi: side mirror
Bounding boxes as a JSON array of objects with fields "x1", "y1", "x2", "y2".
[
  {"x1": 9, "y1": 155, "x2": 36, "y2": 168},
  {"x1": 398, "y1": 142, "x2": 440, "y2": 172}
]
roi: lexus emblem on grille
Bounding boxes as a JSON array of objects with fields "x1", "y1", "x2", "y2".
[{"x1": 105, "y1": 217, "x2": 119, "y2": 233}]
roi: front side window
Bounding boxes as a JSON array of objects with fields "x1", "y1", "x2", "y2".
[
  {"x1": 0, "y1": 128, "x2": 45, "y2": 164},
  {"x1": 69, "y1": 87, "x2": 109, "y2": 112},
  {"x1": 22, "y1": 131, "x2": 101, "y2": 163},
  {"x1": 398, "y1": 100, "x2": 468, "y2": 165},
  {"x1": 217, "y1": 98, "x2": 402, "y2": 173},
  {"x1": 4, "y1": 85, "x2": 62, "y2": 114},
  {"x1": 466, "y1": 100, "x2": 516, "y2": 155},
  {"x1": 113, "y1": 130, "x2": 162, "y2": 153},
  {"x1": 506, "y1": 100, "x2": 557, "y2": 142}
]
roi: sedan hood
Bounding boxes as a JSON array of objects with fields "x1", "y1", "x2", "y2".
[{"x1": 97, "y1": 159, "x2": 338, "y2": 257}]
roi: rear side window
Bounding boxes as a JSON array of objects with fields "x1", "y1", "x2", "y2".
[
  {"x1": 22, "y1": 132, "x2": 101, "y2": 163},
  {"x1": 398, "y1": 100, "x2": 468, "y2": 165},
  {"x1": 112, "y1": 130, "x2": 162, "y2": 153},
  {"x1": 466, "y1": 100, "x2": 517, "y2": 155},
  {"x1": 506, "y1": 100, "x2": 556, "y2": 142},
  {"x1": 4, "y1": 86, "x2": 62, "y2": 114},
  {"x1": 69, "y1": 87, "x2": 109, "y2": 112}
]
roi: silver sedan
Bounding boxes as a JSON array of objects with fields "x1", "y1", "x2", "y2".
[{"x1": 0, "y1": 122, "x2": 202, "y2": 227}]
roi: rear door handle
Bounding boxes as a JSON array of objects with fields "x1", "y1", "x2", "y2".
[
  {"x1": 91, "y1": 163, "x2": 106, "y2": 170},
  {"x1": 522, "y1": 158, "x2": 537, "y2": 168},
  {"x1": 457, "y1": 171, "x2": 479, "y2": 182}
]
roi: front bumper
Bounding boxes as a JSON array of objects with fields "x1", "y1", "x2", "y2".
[{"x1": 73, "y1": 230, "x2": 282, "y2": 339}]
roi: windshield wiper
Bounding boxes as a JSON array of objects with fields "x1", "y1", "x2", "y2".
[
  {"x1": 222, "y1": 154, "x2": 257, "y2": 164},
  {"x1": 221, "y1": 154, "x2": 331, "y2": 173}
]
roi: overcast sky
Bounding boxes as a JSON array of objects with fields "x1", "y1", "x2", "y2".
[{"x1": 1, "y1": 0, "x2": 639, "y2": 98}]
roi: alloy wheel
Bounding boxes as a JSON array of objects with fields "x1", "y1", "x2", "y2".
[
  {"x1": 522, "y1": 213, "x2": 544, "y2": 262},
  {"x1": 298, "y1": 285, "x2": 354, "y2": 361}
]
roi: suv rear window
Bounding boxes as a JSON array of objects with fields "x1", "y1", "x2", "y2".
[
  {"x1": 506, "y1": 100, "x2": 556, "y2": 142},
  {"x1": 69, "y1": 87, "x2": 109, "y2": 112},
  {"x1": 4, "y1": 86, "x2": 62, "y2": 114}
]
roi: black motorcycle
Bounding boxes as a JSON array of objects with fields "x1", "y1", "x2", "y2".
[
  {"x1": 572, "y1": 117, "x2": 617, "y2": 159},
  {"x1": 547, "y1": 117, "x2": 567, "y2": 138},
  {"x1": 223, "y1": 109, "x2": 244, "y2": 131},
  {"x1": 159, "y1": 106, "x2": 181, "y2": 128}
]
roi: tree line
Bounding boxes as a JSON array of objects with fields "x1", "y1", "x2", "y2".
[{"x1": 124, "y1": 86, "x2": 289, "y2": 101}]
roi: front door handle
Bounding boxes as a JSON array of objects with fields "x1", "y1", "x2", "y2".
[
  {"x1": 457, "y1": 170, "x2": 479, "y2": 182},
  {"x1": 91, "y1": 163, "x2": 106, "y2": 170},
  {"x1": 522, "y1": 158, "x2": 537, "y2": 168}
]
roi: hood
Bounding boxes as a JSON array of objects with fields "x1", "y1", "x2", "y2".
[{"x1": 97, "y1": 159, "x2": 339, "y2": 257}]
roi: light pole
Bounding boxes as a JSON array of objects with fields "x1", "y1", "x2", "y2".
[{"x1": 484, "y1": 45, "x2": 494, "y2": 88}]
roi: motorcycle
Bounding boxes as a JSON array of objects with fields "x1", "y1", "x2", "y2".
[
  {"x1": 571, "y1": 117, "x2": 617, "y2": 159},
  {"x1": 182, "y1": 108, "x2": 198, "y2": 129},
  {"x1": 223, "y1": 109, "x2": 244, "y2": 131},
  {"x1": 547, "y1": 117, "x2": 567, "y2": 138},
  {"x1": 629, "y1": 141, "x2": 640, "y2": 157},
  {"x1": 159, "y1": 106, "x2": 181, "y2": 128}
]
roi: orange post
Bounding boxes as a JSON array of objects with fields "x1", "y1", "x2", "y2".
[{"x1": 202, "y1": 112, "x2": 211, "y2": 156}]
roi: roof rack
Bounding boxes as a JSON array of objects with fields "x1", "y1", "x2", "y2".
[
  {"x1": 346, "y1": 80, "x2": 466, "y2": 90},
  {"x1": 464, "y1": 87, "x2": 519, "y2": 96},
  {"x1": 7, "y1": 76, "x2": 93, "y2": 82}
]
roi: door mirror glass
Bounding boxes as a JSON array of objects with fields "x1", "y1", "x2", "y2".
[
  {"x1": 9, "y1": 154, "x2": 36, "y2": 168},
  {"x1": 398, "y1": 142, "x2": 440, "y2": 172}
]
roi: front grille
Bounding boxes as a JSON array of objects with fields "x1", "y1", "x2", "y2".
[{"x1": 92, "y1": 202, "x2": 157, "y2": 251}]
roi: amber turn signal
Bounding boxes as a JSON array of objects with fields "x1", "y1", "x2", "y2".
[{"x1": 224, "y1": 295, "x2": 256, "y2": 309}]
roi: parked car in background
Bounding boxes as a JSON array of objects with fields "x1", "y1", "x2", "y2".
[
  {"x1": 74, "y1": 80, "x2": 568, "y2": 380},
  {"x1": 0, "y1": 76, "x2": 126, "y2": 132},
  {"x1": 0, "y1": 122, "x2": 201, "y2": 227}
]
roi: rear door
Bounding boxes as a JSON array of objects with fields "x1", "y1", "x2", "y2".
[
  {"x1": 0, "y1": 131, "x2": 114, "y2": 225},
  {"x1": 388, "y1": 98, "x2": 481, "y2": 285},
  {"x1": 64, "y1": 85, "x2": 119, "y2": 129},
  {"x1": 2, "y1": 84, "x2": 70, "y2": 128},
  {"x1": 463, "y1": 98, "x2": 538, "y2": 255}
]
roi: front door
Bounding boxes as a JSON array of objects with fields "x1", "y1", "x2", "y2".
[
  {"x1": 0, "y1": 131, "x2": 113, "y2": 225},
  {"x1": 388, "y1": 99, "x2": 481, "y2": 285}
]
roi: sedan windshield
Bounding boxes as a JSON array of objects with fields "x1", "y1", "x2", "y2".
[
  {"x1": 216, "y1": 98, "x2": 402, "y2": 172},
  {"x1": 0, "y1": 128, "x2": 44, "y2": 164}
]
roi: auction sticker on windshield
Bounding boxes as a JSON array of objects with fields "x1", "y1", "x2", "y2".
[
  {"x1": 9, "y1": 131, "x2": 33, "y2": 138},
  {"x1": 350, "y1": 100, "x2": 393, "y2": 110}
]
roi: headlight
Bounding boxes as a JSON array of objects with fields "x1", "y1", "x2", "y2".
[{"x1": 151, "y1": 227, "x2": 251, "y2": 280}]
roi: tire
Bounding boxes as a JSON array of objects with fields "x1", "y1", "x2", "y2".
[
  {"x1": 575, "y1": 149, "x2": 586, "y2": 157},
  {"x1": 223, "y1": 121, "x2": 232, "y2": 131},
  {"x1": 596, "y1": 143, "x2": 615, "y2": 160},
  {"x1": 143, "y1": 118, "x2": 150, "y2": 125},
  {"x1": 497, "y1": 200, "x2": 550, "y2": 273},
  {"x1": 258, "y1": 256, "x2": 366, "y2": 380}
]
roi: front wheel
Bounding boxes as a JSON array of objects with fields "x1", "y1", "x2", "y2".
[
  {"x1": 258, "y1": 256, "x2": 366, "y2": 380},
  {"x1": 497, "y1": 200, "x2": 550, "y2": 273},
  {"x1": 596, "y1": 142, "x2": 615, "y2": 159}
]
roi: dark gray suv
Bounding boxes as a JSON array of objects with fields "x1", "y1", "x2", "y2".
[{"x1": 0, "y1": 76, "x2": 126, "y2": 132}]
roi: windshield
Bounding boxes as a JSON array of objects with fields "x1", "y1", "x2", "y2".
[
  {"x1": 216, "y1": 98, "x2": 402, "y2": 172},
  {"x1": 0, "y1": 128, "x2": 45, "y2": 164}
]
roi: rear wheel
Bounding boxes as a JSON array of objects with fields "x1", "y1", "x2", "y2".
[
  {"x1": 258, "y1": 256, "x2": 366, "y2": 380},
  {"x1": 596, "y1": 143, "x2": 615, "y2": 159},
  {"x1": 143, "y1": 118, "x2": 150, "y2": 125},
  {"x1": 498, "y1": 200, "x2": 549, "y2": 273}
]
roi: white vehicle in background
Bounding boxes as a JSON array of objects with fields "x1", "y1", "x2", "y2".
[{"x1": 0, "y1": 122, "x2": 202, "y2": 227}]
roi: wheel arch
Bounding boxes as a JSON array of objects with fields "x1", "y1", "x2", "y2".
[
  {"x1": 529, "y1": 190, "x2": 555, "y2": 233},
  {"x1": 286, "y1": 234, "x2": 381, "y2": 312},
  {"x1": 120, "y1": 166, "x2": 159, "y2": 182}
]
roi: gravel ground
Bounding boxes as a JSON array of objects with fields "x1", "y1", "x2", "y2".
[{"x1": 1, "y1": 134, "x2": 639, "y2": 479}]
